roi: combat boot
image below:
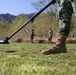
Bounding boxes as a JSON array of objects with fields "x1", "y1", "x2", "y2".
[{"x1": 41, "y1": 34, "x2": 67, "y2": 55}]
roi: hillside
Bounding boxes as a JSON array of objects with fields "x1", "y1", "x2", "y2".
[
  {"x1": 0, "y1": 13, "x2": 75, "y2": 26},
  {"x1": 0, "y1": 13, "x2": 36, "y2": 39},
  {"x1": 0, "y1": 13, "x2": 75, "y2": 42},
  {"x1": 0, "y1": 13, "x2": 16, "y2": 25},
  {"x1": 0, "y1": 13, "x2": 35, "y2": 26}
]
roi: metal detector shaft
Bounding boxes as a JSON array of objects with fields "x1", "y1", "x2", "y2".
[{"x1": 7, "y1": 1, "x2": 53, "y2": 40}]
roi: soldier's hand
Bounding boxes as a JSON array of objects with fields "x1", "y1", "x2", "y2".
[{"x1": 51, "y1": 0, "x2": 56, "y2": 4}]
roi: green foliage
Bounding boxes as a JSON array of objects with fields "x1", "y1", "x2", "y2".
[
  {"x1": 0, "y1": 13, "x2": 75, "y2": 40},
  {"x1": 0, "y1": 0, "x2": 75, "y2": 40},
  {"x1": 32, "y1": 0, "x2": 75, "y2": 37},
  {"x1": 6, "y1": 13, "x2": 59, "y2": 40},
  {"x1": 33, "y1": 13, "x2": 58, "y2": 37},
  {"x1": 0, "y1": 22, "x2": 8, "y2": 39},
  {"x1": 7, "y1": 14, "x2": 31, "y2": 38},
  {"x1": 0, "y1": 43, "x2": 76, "y2": 75}
]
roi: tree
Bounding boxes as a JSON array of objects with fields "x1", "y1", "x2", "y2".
[
  {"x1": 32, "y1": 0, "x2": 58, "y2": 16},
  {"x1": 7, "y1": 14, "x2": 31, "y2": 39},
  {"x1": 0, "y1": 22, "x2": 8, "y2": 39},
  {"x1": 32, "y1": 0, "x2": 59, "y2": 37},
  {"x1": 32, "y1": 0, "x2": 76, "y2": 37}
]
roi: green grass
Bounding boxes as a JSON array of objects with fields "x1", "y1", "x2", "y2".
[{"x1": 0, "y1": 43, "x2": 76, "y2": 75}]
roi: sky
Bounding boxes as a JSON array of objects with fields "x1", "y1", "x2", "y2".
[
  {"x1": 0, "y1": 0, "x2": 76, "y2": 16},
  {"x1": 0, "y1": 0, "x2": 38, "y2": 15}
]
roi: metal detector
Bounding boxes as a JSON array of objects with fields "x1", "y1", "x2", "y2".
[{"x1": 0, "y1": 0, "x2": 54, "y2": 44}]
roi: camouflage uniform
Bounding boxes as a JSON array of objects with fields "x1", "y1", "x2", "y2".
[
  {"x1": 41, "y1": 0, "x2": 76, "y2": 55},
  {"x1": 71, "y1": 0, "x2": 76, "y2": 13},
  {"x1": 58, "y1": 0, "x2": 74, "y2": 36}
]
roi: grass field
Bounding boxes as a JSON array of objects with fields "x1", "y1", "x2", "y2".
[{"x1": 0, "y1": 43, "x2": 76, "y2": 75}]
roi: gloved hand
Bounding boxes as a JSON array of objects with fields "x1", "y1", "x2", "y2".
[{"x1": 51, "y1": 0, "x2": 56, "y2": 4}]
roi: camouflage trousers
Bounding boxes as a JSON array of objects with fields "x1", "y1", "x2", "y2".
[
  {"x1": 58, "y1": 1, "x2": 73, "y2": 36},
  {"x1": 48, "y1": 35, "x2": 52, "y2": 43}
]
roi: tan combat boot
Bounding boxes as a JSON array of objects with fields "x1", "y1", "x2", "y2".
[{"x1": 41, "y1": 34, "x2": 67, "y2": 55}]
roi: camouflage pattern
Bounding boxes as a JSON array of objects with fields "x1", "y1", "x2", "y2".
[
  {"x1": 71, "y1": 0, "x2": 76, "y2": 13},
  {"x1": 58, "y1": 0, "x2": 73, "y2": 36}
]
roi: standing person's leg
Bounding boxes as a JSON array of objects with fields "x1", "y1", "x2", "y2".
[
  {"x1": 41, "y1": 1, "x2": 73, "y2": 55},
  {"x1": 31, "y1": 39, "x2": 33, "y2": 43},
  {"x1": 48, "y1": 36, "x2": 52, "y2": 43},
  {"x1": 30, "y1": 37, "x2": 33, "y2": 43}
]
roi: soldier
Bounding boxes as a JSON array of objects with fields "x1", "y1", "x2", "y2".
[
  {"x1": 30, "y1": 29, "x2": 35, "y2": 43},
  {"x1": 48, "y1": 28, "x2": 53, "y2": 43},
  {"x1": 41, "y1": 0, "x2": 76, "y2": 55}
]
